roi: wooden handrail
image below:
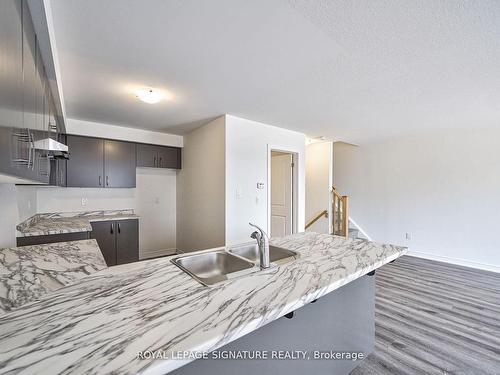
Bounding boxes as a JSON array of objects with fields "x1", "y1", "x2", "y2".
[
  {"x1": 332, "y1": 186, "x2": 349, "y2": 237},
  {"x1": 305, "y1": 210, "x2": 328, "y2": 230}
]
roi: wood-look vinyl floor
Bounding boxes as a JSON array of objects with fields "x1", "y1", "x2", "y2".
[{"x1": 351, "y1": 255, "x2": 500, "y2": 375}]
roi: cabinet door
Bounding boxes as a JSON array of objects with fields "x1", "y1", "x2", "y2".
[
  {"x1": 90, "y1": 221, "x2": 116, "y2": 266},
  {"x1": 49, "y1": 157, "x2": 66, "y2": 186},
  {"x1": 22, "y1": 0, "x2": 37, "y2": 132},
  {"x1": 157, "y1": 146, "x2": 181, "y2": 169},
  {"x1": 104, "y1": 140, "x2": 136, "y2": 188},
  {"x1": 66, "y1": 135, "x2": 104, "y2": 187},
  {"x1": 136, "y1": 143, "x2": 157, "y2": 168},
  {"x1": 116, "y1": 219, "x2": 139, "y2": 265},
  {"x1": 0, "y1": 0, "x2": 23, "y2": 130},
  {"x1": 35, "y1": 41, "x2": 44, "y2": 133}
]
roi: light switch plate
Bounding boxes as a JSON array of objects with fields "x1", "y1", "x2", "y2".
[{"x1": 256, "y1": 182, "x2": 265, "y2": 189}]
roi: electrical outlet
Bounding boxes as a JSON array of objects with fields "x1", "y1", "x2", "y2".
[
  {"x1": 405, "y1": 232, "x2": 412, "y2": 240},
  {"x1": 81, "y1": 197, "x2": 88, "y2": 207}
]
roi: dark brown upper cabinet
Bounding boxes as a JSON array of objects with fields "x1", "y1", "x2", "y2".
[
  {"x1": 66, "y1": 136, "x2": 104, "y2": 188},
  {"x1": 104, "y1": 139, "x2": 136, "y2": 188},
  {"x1": 0, "y1": 0, "x2": 23, "y2": 130},
  {"x1": 137, "y1": 143, "x2": 181, "y2": 169},
  {"x1": 66, "y1": 135, "x2": 136, "y2": 188}
]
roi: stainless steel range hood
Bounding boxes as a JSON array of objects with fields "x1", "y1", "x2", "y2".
[
  {"x1": 34, "y1": 138, "x2": 68, "y2": 153},
  {"x1": 33, "y1": 138, "x2": 69, "y2": 159}
]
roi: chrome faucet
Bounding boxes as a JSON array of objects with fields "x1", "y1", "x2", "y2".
[{"x1": 249, "y1": 222, "x2": 270, "y2": 269}]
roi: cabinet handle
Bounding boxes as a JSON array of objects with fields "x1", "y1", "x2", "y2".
[
  {"x1": 30, "y1": 132, "x2": 35, "y2": 170},
  {"x1": 106, "y1": 176, "x2": 109, "y2": 186},
  {"x1": 153, "y1": 156, "x2": 157, "y2": 167},
  {"x1": 27, "y1": 129, "x2": 34, "y2": 169},
  {"x1": 110, "y1": 223, "x2": 114, "y2": 234},
  {"x1": 118, "y1": 222, "x2": 121, "y2": 234},
  {"x1": 159, "y1": 157, "x2": 162, "y2": 167},
  {"x1": 99, "y1": 175, "x2": 102, "y2": 186}
]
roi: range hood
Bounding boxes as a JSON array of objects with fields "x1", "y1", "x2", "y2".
[
  {"x1": 34, "y1": 138, "x2": 68, "y2": 152},
  {"x1": 34, "y1": 138, "x2": 69, "y2": 159}
]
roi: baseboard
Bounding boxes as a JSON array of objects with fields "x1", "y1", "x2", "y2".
[
  {"x1": 408, "y1": 250, "x2": 500, "y2": 274},
  {"x1": 140, "y1": 247, "x2": 178, "y2": 260}
]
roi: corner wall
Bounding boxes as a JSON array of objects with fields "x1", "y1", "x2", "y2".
[
  {"x1": 333, "y1": 129, "x2": 500, "y2": 272},
  {"x1": 225, "y1": 115, "x2": 306, "y2": 245},
  {"x1": 176, "y1": 117, "x2": 226, "y2": 252},
  {"x1": 305, "y1": 141, "x2": 332, "y2": 234}
]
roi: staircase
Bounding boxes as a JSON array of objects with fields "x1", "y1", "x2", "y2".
[
  {"x1": 305, "y1": 187, "x2": 366, "y2": 240},
  {"x1": 332, "y1": 186, "x2": 366, "y2": 240}
]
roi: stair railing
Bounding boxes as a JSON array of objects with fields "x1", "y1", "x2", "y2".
[
  {"x1": 332, "y1": 187, "x2": 349, "y2": 237},
  {"x1": 305, "y1": 210, "x2": 328, "y2": 230}
]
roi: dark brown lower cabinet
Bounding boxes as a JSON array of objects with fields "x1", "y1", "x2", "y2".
[
  {"x1": 90, "y1": 219, "x2": 139, "y2": 266},
  {"x1": 90, "y1": 221, "x2": 117, "y2": 266}
]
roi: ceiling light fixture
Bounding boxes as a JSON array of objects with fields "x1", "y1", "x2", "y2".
[{"x1": 135, "y1": 88, "x2": 163, "y2": 104}]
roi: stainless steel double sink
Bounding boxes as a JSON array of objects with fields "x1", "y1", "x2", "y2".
[{"x1": 171, "y1": 243, "x2": 299, "y2": 286}]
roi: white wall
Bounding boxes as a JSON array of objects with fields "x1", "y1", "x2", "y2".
[
  {"x1": 305, "y1": 141, "x2": 332, "y2": 234},
  {"x1": 35, "y1": 187, "x2": 135, "y2": 213},
  {"x1": 225, "y1": 115, "x2": 306, "y2": 245},
  {"x1": 333, "y1": 129, "x2": 500, "y2": 272},
  {"x1": 0, "y1": 185, "x2": 18, "y2": 248},
  {"x1": 66, "y1": 118, "x2": 184, "y2": 147},
  {"x1": 176, "y1": 117, "x2": 226, "y2": 252}
]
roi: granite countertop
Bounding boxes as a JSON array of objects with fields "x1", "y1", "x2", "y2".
[
  {"x1": 0, "y1": 239, "x2": 107, "y2": 315},
  {"x1": 16, "y1": 210, "x2": 140, "y2": 237},
  {"x1": 0, "y1": 232, "x2": 406, "y2": 375}
]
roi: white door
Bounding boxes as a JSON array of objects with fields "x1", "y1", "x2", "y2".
[{"x1": 271, "y1": 152, "x2": 293, "y2": 237}]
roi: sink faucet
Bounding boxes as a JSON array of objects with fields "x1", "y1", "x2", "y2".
[{"x1": 249, "y1": 222, "x2": 270, "y2": 269}]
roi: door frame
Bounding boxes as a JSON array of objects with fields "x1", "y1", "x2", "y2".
[{"x1": 267, "y1": 144, "x2": 299, "y2": 236}]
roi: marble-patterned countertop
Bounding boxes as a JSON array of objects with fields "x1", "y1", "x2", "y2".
[
  {"x1": 0, "y1": 232, "x2": 406, "y2": 375},
  {"x1": 16, "y1": 210, "x2": 140, "y2": 237},
  {"x1": 0, "y1": 239, "x2": 107, "y2": 315}
]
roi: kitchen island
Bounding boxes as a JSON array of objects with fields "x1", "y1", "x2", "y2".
[{"x1": 0, "y1": 232, "x2": 406, "y2": 374}]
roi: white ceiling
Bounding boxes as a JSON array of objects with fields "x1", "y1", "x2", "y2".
[{"x1": 49, "y1": 0, "x2": 500, "y2": 144}]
